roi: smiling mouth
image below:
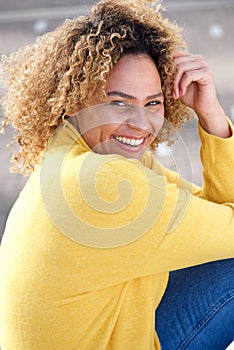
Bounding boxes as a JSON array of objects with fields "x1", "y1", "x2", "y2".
[{"x1": 112, "y1": 135, "x2": 146, "y2": 147}]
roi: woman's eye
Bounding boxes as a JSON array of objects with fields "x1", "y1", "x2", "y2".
[
  {"x1": 147, "y1": 101, "x2": 161, "y2": 106},
  {"x1": 146, "y1": 101, "x2": 164, "y2": 111},
  {"x1": 111, "y1": 101, "x2": 127, "y2": 107}
]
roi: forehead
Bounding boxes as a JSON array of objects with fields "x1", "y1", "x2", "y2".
[{"x1": 106, "y1": 54, "x2": 162, "y2": 92}]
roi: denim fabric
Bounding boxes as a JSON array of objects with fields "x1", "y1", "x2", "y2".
[{"x1": 156, "y1": 259, "x2": 234, "y2": 350}]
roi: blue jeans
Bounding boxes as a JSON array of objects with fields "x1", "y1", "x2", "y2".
[{"x1": 155, "y1": 259, "x2": 234, "y2": 350}]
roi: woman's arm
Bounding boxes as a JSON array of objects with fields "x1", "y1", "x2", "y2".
[
  {"x1": 55, "y1": 150, "x2": 234, "y2": 285},
  {"x1": 143, "y1": 52, "x2": 234, "y2": 203},
  {"x1": 173, "y1": 52, "x2": 234, "y2": 202},
  {"x1": 173, "y1": 51, "x2": 231, "y2": 138},
  {"x1": 143, "y1": 117, "x2": 234, "y2": 204}
]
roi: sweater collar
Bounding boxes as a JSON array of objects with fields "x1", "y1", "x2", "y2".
[{"x1": 60, "y1": 119, "x2": 91, "y2": 153}]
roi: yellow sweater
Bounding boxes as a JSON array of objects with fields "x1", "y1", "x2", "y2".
[{"x1": 0, "y1": 120, "x2": 234, "y2": 349}]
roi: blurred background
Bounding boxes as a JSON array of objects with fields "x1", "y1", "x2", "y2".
[{"x1": 0, "y1": 0, "x2": 234, "y2": 241}]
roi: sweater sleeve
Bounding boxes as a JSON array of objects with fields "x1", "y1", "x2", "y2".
[
  {"x1": 197, "y1": 117, "x2": 234, "y2": 202},
  {"x1": 143, "y1": 117, "x2": 234, "y2": 203}
]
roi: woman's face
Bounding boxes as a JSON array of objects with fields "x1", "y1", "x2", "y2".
[{"x1": 74, "y1": 54, "x2": 165, "y2": 160}]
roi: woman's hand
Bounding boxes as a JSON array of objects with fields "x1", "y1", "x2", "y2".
[{"x1": 173, "y1": 51, "x2": 231, "y2": 138}]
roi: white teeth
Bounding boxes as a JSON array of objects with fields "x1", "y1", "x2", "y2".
[{"x1": 115, "y1": 136, "x2": 144, "y2": 146}]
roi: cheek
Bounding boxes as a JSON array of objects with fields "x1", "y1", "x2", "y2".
[
  {"x1": 153, "y1": 110, "x2": 165, "y2": 133},
  {"x1": 159, "y1": 106, "x2": 165, "y2": 129},
  {"x1": 159, "y1": 115, "x2": 165, "y2": 130},
  {"x1": 83, "y1": 125, "x2": 115, "y2": 148},
  {"x1": 82, "y1": 128, "x2": 100, "y2": 148}
]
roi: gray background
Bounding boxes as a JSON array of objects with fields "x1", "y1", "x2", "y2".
[{"x1": 1, "y1": 0, "x2": 234, "y2": 240}]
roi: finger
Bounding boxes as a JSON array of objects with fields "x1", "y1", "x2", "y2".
[
  {"x1": 178, "y1": 68, "x2": 210, "y2": 97},
  {"x1": 174, "y1": 54, "x2": 205, "y2": 66},
  {"x1": 174, "y1": 61, "x2": 206, "y2": 97},
  {"x1": 174, "y1": 59, "x2": 209, "y2": 98},
  {"x1": 173, "y1": 50, "x2": 191, "y2": 58}
]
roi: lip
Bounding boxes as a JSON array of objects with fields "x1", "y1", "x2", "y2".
[{"x1": 110, "y1": 134, "x2": 150, "y2": 152}]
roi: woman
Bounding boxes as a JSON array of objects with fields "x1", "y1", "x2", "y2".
[{"x1": 0, "y1": 0, "x2": 233, "y2": 349}]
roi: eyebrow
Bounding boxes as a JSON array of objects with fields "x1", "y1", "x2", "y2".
[{"x1": 107, "y1": 91, "x2": 164, "y2": 100}]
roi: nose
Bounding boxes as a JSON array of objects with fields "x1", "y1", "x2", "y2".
[{"x1": 125, "y1": 105, "x2": 154, "y2": 135}]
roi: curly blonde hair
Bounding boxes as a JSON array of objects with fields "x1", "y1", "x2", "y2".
[{"x1": 1, "y1": 0, "x2": 193, "y2": 174}]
